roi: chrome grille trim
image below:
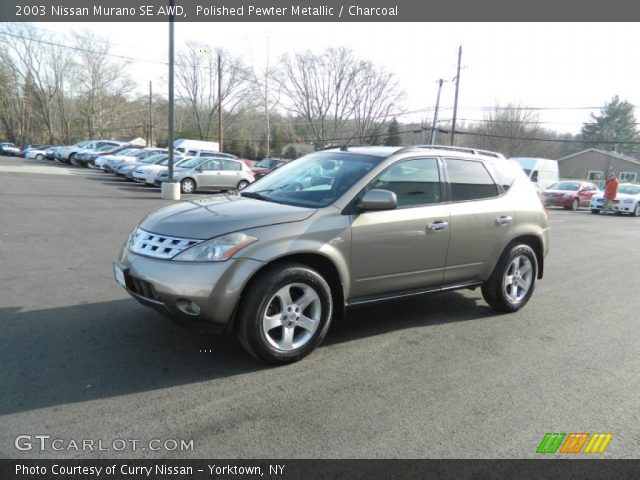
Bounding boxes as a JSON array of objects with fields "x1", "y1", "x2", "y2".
[{"x1": 129, "y1": 228, "x2": 202, "y2": 259}]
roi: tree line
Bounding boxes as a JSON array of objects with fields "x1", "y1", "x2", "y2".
[{"x1": 1, "y1": 23, "x2": 639, "y2": 160}]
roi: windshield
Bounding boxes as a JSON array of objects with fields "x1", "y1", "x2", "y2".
[
  {"x1": 178, "y1": 158, "x2": 206, "y2": 169},
  {"x1": 241, "y1": 152, "x2": 383, "y2": 208},
  {"x1": 75, "y1": 141, "x2": 91, "y2": 148},
  {"x1": 141, "y1": 154, "x2": 168, "y2": 164},
  {"x1": 618, "y1": 185, "x2": 640, "y2": 195},
  {"x1": 255, "y1": 159, "x2": 280, "y2": 168}
]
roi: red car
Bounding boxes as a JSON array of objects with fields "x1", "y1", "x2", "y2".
[
  {"x1": 542, "y1": 181, "x2": 600, "y2": 210},
  {"x1": 251, "y1": 158, "x2": 289, "y2": 180}
]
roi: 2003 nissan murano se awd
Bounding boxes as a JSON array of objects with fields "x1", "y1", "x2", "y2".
[{"x1": 115, "y1": 145, "x2": 550, "y2": 364}]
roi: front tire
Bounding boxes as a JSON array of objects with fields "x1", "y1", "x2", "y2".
[
  {"x1": 237, "y1": 263, "x2": 333, "y2": 364},
  {"x1": 180, "y1": 178, "x2": 196, "y2": 194},
  {"x1": 634, "y1": 202, "x2": 640, "y2": 217},
  {"x1": 68, "y1": 153, "x2": 77, "y2": 166},
  {"x1": 591, "y1": 209, "x2": 600, "y2": 214},
  {"x1": 36, "y1": 154, "x2": 44, "y2": 160},
  {"x1": 237, "y1": 180, "x2": 250, "y2": 190},
  {"x1": 482, "y1": 243, "x2": 538, "y2": 313}
]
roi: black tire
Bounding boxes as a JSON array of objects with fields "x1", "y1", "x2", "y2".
[
  {"x1": 634, "y1": 203, "x2": 640, "y2": 217},
  {"x1": 236, "y1": 262, "x2": 333, "y2": 364},
  {"x1": 36, "y1": 154, "x2": 44, "y2": 160},
  {"x1": 591, "y1": 209, "x2": 600, "y2": 214},
  {"x1": 68, "y1": 153, "x2": 77, "y2": 166},
  {"x1": 481, "y1": 243, "x2": 538, "y2": 313},
  {"x1": 237, "y1": 180, "x2": 250, "y2": 190},
  {"x1": 180, "y1": 178, "x2": 196, "y2": 194}
]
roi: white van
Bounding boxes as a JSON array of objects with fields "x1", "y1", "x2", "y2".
[
  {"x1": 510, "y1": 157, "x2": 559, "y2": 191},
  {"x1": 173, "y1": 138, "x2": 220, "y2": 154}
]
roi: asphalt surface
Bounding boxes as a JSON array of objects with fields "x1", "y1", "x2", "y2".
[{"x1": 0, "y1": 156, "x2": 638, "y2": 459}]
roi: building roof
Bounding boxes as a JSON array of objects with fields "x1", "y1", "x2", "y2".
[{"x1": 558, "y1": 148, "x2": 640, "y2": 166}]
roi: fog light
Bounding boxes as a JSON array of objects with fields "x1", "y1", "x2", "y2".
[{"x1": 176, "y1": 299, "x2": 201, "y2": 316}]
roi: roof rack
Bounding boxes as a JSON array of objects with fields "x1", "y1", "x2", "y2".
[{"x1": 396, "y1": 145, "x2": 505, "y2": 159}]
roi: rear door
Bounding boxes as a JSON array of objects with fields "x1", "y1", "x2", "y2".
[
  {"x1": 220, "y1": 160, "x2": 244, "y2": 188},
  {"x1": 443, "y1": 158, "x2": 513, "y2": 283},
  {"x1": 196, "y1": 159, "x2": 222, "y2": 188}
]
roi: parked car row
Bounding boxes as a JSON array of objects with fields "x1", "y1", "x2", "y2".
[
  {"x1": 87, "y1": 147, "x2": 258, "y2": 194},
  {"x1": 540, "y1": 180, "x2": 640, "y2": 217}
]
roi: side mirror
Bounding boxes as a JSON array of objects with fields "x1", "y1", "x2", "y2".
[
  {"x1": 195, "y1": 167, "x2": 202, "y2": 172},
  {"x1": 360, "y1": 189, "x2": 398, "y2": 212}
]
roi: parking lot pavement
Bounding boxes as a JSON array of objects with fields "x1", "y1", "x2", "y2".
[{"x1": 1, "y1": 155, "x2": 639, "y2": 459}]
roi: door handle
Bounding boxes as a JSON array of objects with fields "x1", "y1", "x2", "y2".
[
  {"x1": 427, "y1": 220, "x2": 448, "y2": 232},
  {"x1": 495, "y1": 215, "x2": 513, "y2": 226}
]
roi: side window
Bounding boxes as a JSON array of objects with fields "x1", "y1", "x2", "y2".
[
  {"x1": 223, "y1": 160, "x2": 241, "y2": 171},
  {"x1": 445, "y1": 158, "x2": 499, "y2": 201},
  {"x1": 201, "y1": 159, "x2": 220, "y2": 171},
  {"x1": 369, "y1": 157, "x2": 441, "y2": 208},
  {"x1": 588, "y1": 170, "x2": 603, "y2": 181}
]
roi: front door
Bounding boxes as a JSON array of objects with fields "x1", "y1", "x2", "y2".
[{"x1": 349, "y1": 157, "x2": 450, "y2": 299}]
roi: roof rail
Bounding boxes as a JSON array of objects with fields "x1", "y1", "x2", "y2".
[{"x1": 396, "y1": 145, "x2": 505, "y2": 159}]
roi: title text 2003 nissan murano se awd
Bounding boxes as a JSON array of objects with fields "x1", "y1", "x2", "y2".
[{"x1": 114, "y1": 145, "x2": 550, "y2": 364}]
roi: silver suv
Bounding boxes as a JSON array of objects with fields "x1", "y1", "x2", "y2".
[
  {"x1": 115, "y1": 146, "x2": 550, "y2": 363},
  {"x1": 155, "y1": 157, "x2": 255, "y2": 193}
]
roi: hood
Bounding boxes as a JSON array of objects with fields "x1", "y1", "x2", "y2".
[{"x1": 139, "y1": 194, "x2": 316, "y2": 239}]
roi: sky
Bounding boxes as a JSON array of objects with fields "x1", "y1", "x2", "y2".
[{"x1": 31, "y1": 22, "x2": 640, "y2": 135}]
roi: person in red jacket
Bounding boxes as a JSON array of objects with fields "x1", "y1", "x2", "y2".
[{"x1": 602, "y1": 172, "x2": 619, "y2": 214}]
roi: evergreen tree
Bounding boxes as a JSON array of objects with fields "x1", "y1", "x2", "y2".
[
  {"x1": 384, "y1": 117, "x2": 401, "y2": 146},
  {"x1": 581, "y1": 96, "x2": 640, "y2": 154}
]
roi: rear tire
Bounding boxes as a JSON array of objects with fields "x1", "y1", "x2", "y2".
[
  {"x1": 591, "y1": 209, "x2": 600, "y2": 214},
  {"x1": 236, "y1": 262, "x2": 333, "y2": 364},
  {"x1": 482, "y1": 243, "x2": 538, "y2": 313},
  {"x1": 571, "y1": 198, "x2": 579, "y2": 211},
  {"x1": 237, "y1": 180, "x2": 250, "y2": 190},
  {"x1": 634, "y1": 203, "x2": 640, "y2": 217},
  {"x1": 68, "y1": 153, "x2": 77, "y2": 166},
  {"x1": 36, "y1": 154, "x2": 44, "y2": 160}
]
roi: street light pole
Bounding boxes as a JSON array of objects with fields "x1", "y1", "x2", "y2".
[
  {"x1": 161, "y1": 0, "x2": 180, "y2": 200},
  {"x1": 430, "y1": 79, "x2": 444, "y2": 145}
]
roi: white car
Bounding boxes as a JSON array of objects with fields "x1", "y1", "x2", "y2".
[
  {"x1": 25, "y1": 145, "x2": 56, "y2": 160},
  {"x1": 103, "y1": 148, "x2": 165, "y2": 173},
  {"x1": 590, "y1": 183, "x2": 640, "y2": 216},
  {"x1": 0, "y1": 142, "x2": 21, "y2": 156},
  {"x1": 132, "y1": 156, "x2": 189, "y2": 184},
  {"x1": 94, "y1": 148, "x2": 140, "y2": 170}
]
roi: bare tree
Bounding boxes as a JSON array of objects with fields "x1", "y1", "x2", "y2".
[
  {"x1": 276, "y1": 48, "x2": 362, "y2": 145},
  {"x1": 276, "y1": 48, "x2": 404, "y2": 146},
  {"x1": 0, "y1": 23, "x2": 74, "y2": 143},
  {"x1": 175, "y1": 42, "x2": 248, "y2": 141},
  {"x1": 248, "y1": 38, "x2": 281, "y2": 157},
  {"x1": 352, "y1": 63, "x2": 403, "y2": 143},
  {"x1": 474, "y1": 103, "x2": 542, "y2": 157},
  {"x1": 72, "y1": 31, "x2": 134, "y2": 139}
]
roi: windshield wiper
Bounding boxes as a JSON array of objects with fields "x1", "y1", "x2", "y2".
[{"x1": 240, "y1": 190, "x2": 275, "y2": 202}]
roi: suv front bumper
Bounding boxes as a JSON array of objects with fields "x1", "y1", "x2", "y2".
[{"x1": 115, "y1": 248, "x2": 264, "y2": 332}]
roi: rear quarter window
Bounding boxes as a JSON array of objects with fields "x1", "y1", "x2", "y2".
[{"x1": 445, "y1": 158, "x2": 499, "y2": 201}]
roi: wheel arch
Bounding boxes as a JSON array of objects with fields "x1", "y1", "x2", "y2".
[
  {"x1": 231, "y1": 252, "x2": 346, "y2": 334},
  {"x1": 510, "y1": 234, "x2": 544, "y2": 279}
]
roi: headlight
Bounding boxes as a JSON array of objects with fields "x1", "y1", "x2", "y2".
[{"x1": 172, "y1": 232, "x2": 257, "y2": 262}]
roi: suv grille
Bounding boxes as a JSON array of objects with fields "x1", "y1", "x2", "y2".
[{"x1": 129, "y1": 228, "x2": 201, "y2": 259}]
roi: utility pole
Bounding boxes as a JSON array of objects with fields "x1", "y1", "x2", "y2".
[
  {"x1": 218, "y1": 53, "x2": 223, "y2": 152},
  {"x1": 450, "y1": 45, "x2": 462, "y2": 146},
  {"x1": 430, "y1": 79, "x2": 444, "y2": 145},
  {"x1": 148, "y1": 80, "x2": 153, "y2": 147}
]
